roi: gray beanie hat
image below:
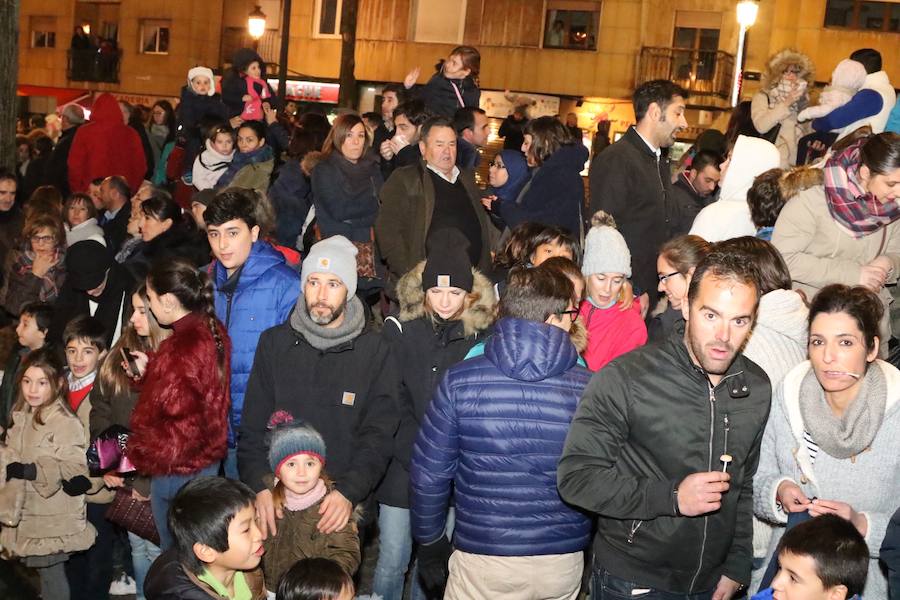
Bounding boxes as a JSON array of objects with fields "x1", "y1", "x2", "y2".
[
  {"x1": 581, "y1": 211, "x2": 631, "y2": 278},
  {"x1": 301, "y1": 236, "x2": 358, "y2": 297}
]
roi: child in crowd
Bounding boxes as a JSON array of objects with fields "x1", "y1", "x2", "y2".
[
  {"x1": 215, "y1": 121, "x2": 275, "y2": 193},
  {"x1": 143, "y1": 477, "x2": 267, "y2": 600},
  {"x1": 579, "y1": 211, "x2": 647, "y2": 371},
  {"x1": 753, "y1": 514, "x2": 868, "y2": 600},
  {"x1": 179, "y1": 66, "x2": 228, "y2": 182},
  {"x1": 63, "y1": 193, "x2": 105, "y2": 247},
  {"x1": 276, "y1": 558, "x2": 355, "y2": 600},
  {"x1": 222, "y1": 49, "x2": 276, "y2": 122},
  {"x1": 0, "y1": 301, "x2": 52, "y2": 427},
  {"x1": 403, "y1": 46, "x2": 481, "y2": 119},
  {"x1": 63, "y1": 315, "x2": 107, "y2": 421},
  {"x1": 263, "y1": 413, "x2": 360, "y2": 596},
  {"x1": 492, "y1": 223, "x2": 580, "y2": 298},
  {"x1": 0, "y1": 348, "x2": 96, "y2": 600},
  {"x1": 193, "y1": 124, "x2": 236, "y2": 191},
  {"x1": 747, "y1": 168, "x2": 786, "y2": 241}
]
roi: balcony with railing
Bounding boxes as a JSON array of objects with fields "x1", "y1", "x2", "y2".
[
  {"x1": 638, "y1": 47, "x2": 735, "y2": 101},
  {"x1": 67, "y1": 48, "x2": 122, "y2": 84}
]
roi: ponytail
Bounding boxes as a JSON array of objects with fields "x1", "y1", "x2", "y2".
[{"x1": 197, "y1": 268, "x2": 227, "y2": 381}]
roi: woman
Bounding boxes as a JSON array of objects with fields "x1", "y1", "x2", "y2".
[
  {"x1": 63, "y1": 192, "x2": 105, "y2": 247},
  {"x1": 497, "y1": 116, "x2": 588, "y2": 238},
  {"x1": 215, "y1": 120, "x2": 274, "y2": 193},
  {"x1": 147, "y1": 100, "x2": 176, "y2": 184},
  {"x1": 772, "y1": 133, "x2": 900, "y2": 354},
  {"x1": 373, "y1": 241, "x2": 495, "y2": 600},
  {"x1": 648, "y1": 234, "x2": 710, "y2": 342},
  {"x1": 754, "y1": 284, "x2": 900, "y2": 598},
  {"x1": 269, "y1": 128, "x2": 321, "y2": 249},
  {"x1": 751, "y1": 49, "x2": 814, "y2": 168},
  {"x1": 127, "y1": 258, "x2": 230, "y2": 550},
  {"x1": 124, "y1": 193, "x2": 208, "y2": 281},
  {"x1": 0, "y1": 214, "x2": 66, "y2": 317},
  {"x1": 481, "y1": 150, "x2": 530, "y2": 228},
  {"x1": 90, "y1": 284, "x2": 170, "y2": 600}
]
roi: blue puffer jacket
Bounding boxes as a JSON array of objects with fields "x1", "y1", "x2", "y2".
[
  {"x1": 212, "y1": 241, "x2": 300, "y2": 446},
  {"x1": 410, "y1": 317, "x2": 592, "y2": 556}
]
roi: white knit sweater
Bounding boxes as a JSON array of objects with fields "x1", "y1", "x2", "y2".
[
  {"x1": 743, "y1": 289, "x2": 809, "y2": 389},
  {"x1": 753, "y1": 360, "x2": 900, "y2": 599}
]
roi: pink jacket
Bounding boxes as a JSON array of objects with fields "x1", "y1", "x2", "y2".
[{"x1": 578, "y1": 299, "x2": 647, "y2": 372}]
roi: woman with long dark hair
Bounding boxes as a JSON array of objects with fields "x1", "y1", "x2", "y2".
[{"x1": 124, "y1": 192, "x2": 208, "y2": 280}]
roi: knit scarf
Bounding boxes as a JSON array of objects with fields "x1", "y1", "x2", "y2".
[
  {"x1": 768, "y1": 77, "x2": 807, "y2": 114},
  {"x1": 824, "y1": 139, "x2": 900, "y2": 238},
  {"x1": 290, "y1": 294, "x2": 365, "y2": 351},
  {"x1": 12, "y1": 248, "x2": 63, "y2": 302},
  {"x1": 217, "y1": 144, "x2": 273, "y2": 188},
  {"x1": 283, "y1": 478, "x2": 327, "y2": 512},
  {"x1": 327, "y1": 152, "x2": 380, "y2": 198},
  {"x1": 798, "y1": 363, "x2": 886, "y2": 459}
]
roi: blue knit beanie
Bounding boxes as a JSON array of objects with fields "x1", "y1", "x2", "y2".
[{"x1": 267, "y1": 411, "x2": 327, "y2": 475}]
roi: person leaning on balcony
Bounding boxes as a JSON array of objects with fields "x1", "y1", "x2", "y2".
[{"x1": 751, "y1": 49, "x2": 815, "y2": 168}]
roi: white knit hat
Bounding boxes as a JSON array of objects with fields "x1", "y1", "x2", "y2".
[
  {"x1": 301, "y1": 236, "x2": 359, "y2": 297},
  {"x1": 582, "y1": 211, "x2": 631, "y2": 278},
  {"x1": 187, "y1": 67, "x2": 216, "y2": 96}
]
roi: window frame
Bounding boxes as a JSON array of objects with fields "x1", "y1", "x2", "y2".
[
  {"x1": 29, "y1": 16, "x2": 57, "y2": 49},
  {"x1": 540, "y1": 1, "x2": 602, "y2": 51},
  {"x1": 313, "y1": 0, "x2": 343, "y2": 39},
  {"x1": 410, "y1": 0, "x2": 468, "y2": 44},
  {"x1": 31, "y1": 30, "x2": 56, "y2": 49},
  {"x1": 139, "y1": 20, "x2": 171, "y2": 55},
  {"x1": 824, "y1": 0, "x2": 899, "y2": 33}
]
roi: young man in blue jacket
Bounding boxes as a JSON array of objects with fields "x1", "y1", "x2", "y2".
[{"x1": 205, "y1": 189, "x2": 300, "y2": 478}]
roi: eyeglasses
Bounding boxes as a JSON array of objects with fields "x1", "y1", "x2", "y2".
[
  {"x1": 784, "y1": 66, "x2": 803, "y2": 75},
  {"x1": 31, "y1": 234, "x2": 55, "y2": 245},
  {"x1": 556, "y1": 309, "x2": 579, "y2": 319},
  {"x1": 658, "y1": 271, "x2": 682, "y2": 284},
  {"x1": 488, "y1": 160, "x2": 506, "y2": 169}
]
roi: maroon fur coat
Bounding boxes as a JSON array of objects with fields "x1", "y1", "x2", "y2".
[{"x1": 128, "y1": 312, "x2": 231, "y2": 476}]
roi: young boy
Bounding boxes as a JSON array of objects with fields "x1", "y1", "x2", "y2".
[
  {"x1": 144, "y1": 477, "x2": 266, "y2": 600},
  {"x1": 755, "y1": 514, "x2": 869, "y2": 600},
  {"x1": 63, "y1": 315, "x2": 107, "y2": 420},
  {"x1": 0, "y1": 301, "x2": 53, "y2": 427}
]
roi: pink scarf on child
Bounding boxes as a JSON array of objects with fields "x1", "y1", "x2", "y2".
[{"x1": 283, "y1": 479, "x2": 327, "y2": 512}]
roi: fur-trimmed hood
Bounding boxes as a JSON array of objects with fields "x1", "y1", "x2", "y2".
[
  {"x1": 780, "y1": 165, "x2": 823, "y2": 200},
  {"x1": 395, "y1": 261, "x2": 495, "y2": 337},
  {"x1": 301, "y1": 150, "x2": 325, "y2": 177},
  {"x1": 761, "y1": 48, "x2": 815, "y2": 91}
]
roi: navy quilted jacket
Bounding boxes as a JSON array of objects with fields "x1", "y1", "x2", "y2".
[
  {"x1": 410, "y1": 317, "x2": 592, "y2": 556},
  {"x1": 212, "y1": 241, "x2": 300, "y2": 446}
]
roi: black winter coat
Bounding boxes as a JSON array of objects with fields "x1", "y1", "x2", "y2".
[
  {"x1": 238, "y1": 321, "x2": 400, "y2": 506},
  {"x1": 558, "y1": 331, "x2": 771, "y2": 593},
  {"x1": 499, "y1": 115, "x2": 527, "y2": 151},
  {"x1": 671, "y1": 174, "x2": 715, "y2": 236},
  {"x1": 268, "y1": 159, "x2": 312, "y2": 247},
  {"x1": 883, "y1": 506, "x2": 900, "y2": 600},
  {"x1": 177, "y1": 85, "x2": 228, "y2": 131},
  {"x1": 145, "y1": 550, "x2": 266, "y2": 600},
  {"x1": 43, "y1": 125, "x2": 80, "y2": 197},
  {"x1": 123, "y1": 225, "x2": 210, "y2": 282},
  {"x1": 414, "y1": 72, "x2": 480, "y2": 119},
  {"x1": 589, "y1": 127, "x2": 680, "y2": 295},
  {"x1": 102, "y1": 204, "x2": 132, "y2": 255},
  {"x1": 309, "y1": 152, "x2": 383, "y2": 243},
  {"x1": 498, "y1": 143, "x2": 588, "y2": 238}
]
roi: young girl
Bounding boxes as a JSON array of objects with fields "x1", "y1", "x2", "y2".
[
  {"x1": 491, "y1": 223, "x2": 580, "y2": 298},
  {"x1": 403, "y1": 46, "x2": 481, "y2": 119},
  {"x1": 276, "y1": 558, "x2": 355, "y2": 600},
  {"x1": 179, "y1": 66, "x2": 228, "y2": 181},
  {"x1": 222, "y1": 49, "x2": 276, "y2": 122},
  {"x1": 579, "y1": 211, "x2": 647, "y2": 371},
  {"x1": 215, "y1": 121, "x2": 274, "y2": 193},
  {"x1": 192, "y1": 124, "x2": 236, "y2": 190},
  {"x1": 263, "y1": 414, "x2": 360, "y2": 597},
  {"x1": 127, "y1": 258, "x2": 230, "y2": 551},
  {"x1": 0, "y1": 348, "x2": 96, "y2": 600},
  {"x1": 91, "y1": 284, "x2": 170, "y2": 600}
]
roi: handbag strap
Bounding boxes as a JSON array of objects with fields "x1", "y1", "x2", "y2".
[{"x1": 449, "y1": 80, "x2": 466, "y2": 108}]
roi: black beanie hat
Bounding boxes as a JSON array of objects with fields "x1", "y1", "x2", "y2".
[
  {"x1": 422, "y1": 230, "x2": 475, "y2": 293},
  {"x1": 66, "y1": 240, "x2": 113, "y2": 291}
]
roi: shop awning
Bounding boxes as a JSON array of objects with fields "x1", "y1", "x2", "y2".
[{"x1": 17, "y1": 85, "x2": 91, "y2": 106}]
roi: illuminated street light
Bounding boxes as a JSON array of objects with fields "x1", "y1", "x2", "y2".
[
  {"x1": 732, "y1": 0, "x2": 759, "y2": 106},
  {"x1": 248, "y1": 5, "x2": 267, "y2": 41}
]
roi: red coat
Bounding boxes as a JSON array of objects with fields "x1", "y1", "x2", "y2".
[
  {"x1": 68, "y1": 93, "x2": 147, "y2": 193},
  {"x1": 128, "y1": 312, "x2": 231, "y2": 476}
]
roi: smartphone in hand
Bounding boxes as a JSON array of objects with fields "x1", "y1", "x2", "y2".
[{"x1": 121, "y1": 347, "x2": 141, "y2": 378}]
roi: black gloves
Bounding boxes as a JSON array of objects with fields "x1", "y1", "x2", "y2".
[
  {"x1": 417, "y1": 536, "x2": 453, "y2": 597},
  {"x1": 62, "y1": 475, "x2": 92, "y2": 496},
  {"x1": 6, "y1": 462, "x2": 37, "y2": 481}
]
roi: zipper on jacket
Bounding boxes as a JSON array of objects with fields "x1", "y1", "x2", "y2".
[
  {"x1": 689, "y1": 382, "x2": 717, "y2": 593},
  {"x1": 626, "y1": 519, "x2": 643, "y2": 544},
  {"x1": 225, "y1": 292, "x2": 234, "y2": 328}
]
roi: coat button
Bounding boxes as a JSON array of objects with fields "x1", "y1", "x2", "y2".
[
  {"x1": 800, "y1": 475, "x2": 808, "y2": 484},
  {"x1": 432, "y1": 366, "x2": 437, "y2": 372}
]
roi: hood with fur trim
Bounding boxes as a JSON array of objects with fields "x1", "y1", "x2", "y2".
[
  {"x1": 395, "y1": 261, "x2": 495, "y2": 337},
  {"x1": 761, "y1": 48, "x2": 815, "y2": 91},
  {"x1": 779, "y1": 165, "x2": 823, "y2": 200},
  {"x1": 301, "y1": 151, "x2": 325, "y2": 177}
]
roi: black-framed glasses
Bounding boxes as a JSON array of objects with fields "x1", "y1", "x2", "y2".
[
  {"x1": 658, "y1": 271, "x2": 682, "y2": 284},
  {"x1": 489, "y1": 160, "x2": 506, "y2": 169},
  {"x1": 556, "y1": 309, "x2": 579, "y2": 319}
]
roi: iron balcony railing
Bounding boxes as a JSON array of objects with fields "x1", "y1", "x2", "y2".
[{"x1": 638, "y1": 47, "x2": 735, "y2": 99}]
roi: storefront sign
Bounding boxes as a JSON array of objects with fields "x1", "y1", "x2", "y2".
[
  {"x1": 480, "y1": 90, "x2": 561, "y2": 119},
  {"x1": 267, "y1": 79, "x2": 340, "y2": 104}
]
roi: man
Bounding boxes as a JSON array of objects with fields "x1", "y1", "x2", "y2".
[
  {"x1": 672, "y1": 150, "x2": 723, "y2": 235},
  {"x1": 239, "y1": 236, "x2": 399, "y2": 538},
  {"x1": 499, "y1": 104, "x2": 528, "y2": 151},
  {"x1": 813, "y1": 48, "x2": 896, "y2": 139},
  {"x1": 0, "y1": 171, "x2": 24, "y2": 285},
  {"x1": 98, "y1": 175, "x2": 132, "y2": 253},
  {"x1": 410, "y1": 266, "x2": 592, "y2": 599},
  {"x1": 43, "y1": 104, "x2": 86, "y2": 196},
  {"x1": 565, "y1": 112, "x2": 582, "y2": 141},
  {"x1": 379, "y1": 99, "x2": 430, "y2": 179},
  {"x1": 373, "y1": 83, "x2": 404, "y2": 160},
  {"x1": 375, "y1": 116, "x2": 493, "y2": 284},
  {"x1": 67, "y1": 92, "x2": 146, "y2": 193},
  {"x1": 49, "y1": 240, "x2": 135, "y2": 347},
  {"x1": 558, "y1": 248, "x2": 771, "y2": 600},
  {"x1": 589, "y1": 80, "x2": 688, "y2": 313},
  {"x1": 453, "y1": 106, "x2": 490, "y2": 170},
  {"x1": 205, "y1": 189, "x2": 300, "y2": 478}
]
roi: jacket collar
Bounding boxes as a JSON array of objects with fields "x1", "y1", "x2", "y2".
[
  {"x1": 623, "y1": 126, "x2": 661, "y2": 159},
  {"x1": 213, "y1": 241, "x2": 285, "y2": 290}
]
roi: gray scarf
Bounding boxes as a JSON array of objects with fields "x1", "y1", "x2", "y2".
[
  {"x1": 799, "y1": 363, "x2": 886, "y2": 459},
  {"x1": 290, "y1": 294, "x2": 365, "y2": 351}
]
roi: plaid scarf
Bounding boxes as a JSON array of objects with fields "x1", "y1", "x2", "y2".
[
  {"x1": 824, "y1": 138, "x2": 900, "y2": 238},
  {"x1": 11, "y1": 247, "x2": 64, "y2": 302}
]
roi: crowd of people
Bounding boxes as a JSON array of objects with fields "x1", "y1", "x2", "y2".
[{"x1": 2, "y1": 41, "x2": 900, "y2": 600}]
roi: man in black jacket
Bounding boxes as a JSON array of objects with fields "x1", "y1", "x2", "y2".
[
  {"x1": 98, "y1": 175, "x2": 131, "y2": 254},
  {"x1": 239, "y1": 236, "x2": 399, "y2": 539},
  {"x1": 43, "y1": 105, "x2": 85, "y2": 197},
  {"x1": 671, "y1": 149, "x2": 723, "y2": 235},
  {"x1": 559, "y1": 248, "x2": 771, "y2": 600},
  {"x1": 589, "y1": 80, "x2": 688, "y2": 312}
]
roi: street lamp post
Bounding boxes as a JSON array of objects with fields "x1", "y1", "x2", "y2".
[
  {"x1": 732, "y1": 0, "x2": 759, "y2": 106},
  {"x1": 248, "y1": 5, "x2": 267, "y2": 51}
]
